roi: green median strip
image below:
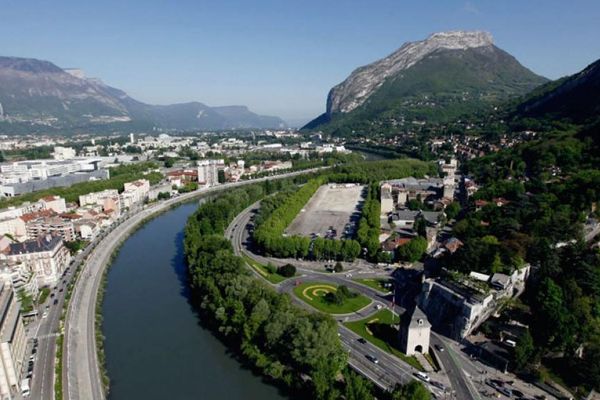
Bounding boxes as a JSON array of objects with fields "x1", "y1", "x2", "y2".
[
  {"x1": 353, "y1": 278, "x2": 393, "y2": 293},
  {"x1": 242, "y1": 254, "x2": 287, "y2": 284},
  {"x1": 344, "y1": 309, "x2": 424, "y2": 371}
]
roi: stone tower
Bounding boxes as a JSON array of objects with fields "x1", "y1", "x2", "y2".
[{"x1": 399, "y1": 306, "x2": 431, "y2": 355}]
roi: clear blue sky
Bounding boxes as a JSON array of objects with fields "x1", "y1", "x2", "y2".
[{"x1": 1, "y1": 0, "x2": 599, "y2": 123}]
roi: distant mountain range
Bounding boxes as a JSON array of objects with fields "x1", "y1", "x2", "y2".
[
  {"x1": 0, "y1": 56, "x2": 286, "y2": 133},
  {"x1": 304, "y1": 31, "x2": 548, "y2": 134}
]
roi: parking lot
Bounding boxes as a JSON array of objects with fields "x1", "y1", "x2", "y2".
[{"x1": 285, "y1": 184, "x2": 365, "y2": 239}]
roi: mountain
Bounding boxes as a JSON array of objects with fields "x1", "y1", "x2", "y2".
[
  {"x1": 304, "y1": 31, "x2": 548, "y2": 134},
  {"x1": 515, "y1": 58, "x2": 600, "y2": 125},
  {"x1": 0, "y1": 56, "x2": 286, "y2": 132}
]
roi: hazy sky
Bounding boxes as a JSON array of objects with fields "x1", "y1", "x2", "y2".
[{"x1": 1, "y1": 0, "x2": 599, "y2": 122}]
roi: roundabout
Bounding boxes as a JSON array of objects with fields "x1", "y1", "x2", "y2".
[{"x1": 293, "y1": 281, "x2": 372, "y2": 315}]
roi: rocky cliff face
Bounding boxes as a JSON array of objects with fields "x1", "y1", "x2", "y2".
[{"x1": 326, "y1": 31, "x2": 494, "y2": 115}]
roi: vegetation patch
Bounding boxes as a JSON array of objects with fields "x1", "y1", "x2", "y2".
[
  {"x1": 241, "y1": 254, "x2": 288, "y2": 284},
  {"x1": 293, "y1": 282, "x2": 371, "y2": 314},
  {"x1": 353, "y1": 278, "x2": 393, "y2": 293},
  {"x1": 344, "y1": 309, "x2": 423, "y2": 371}
]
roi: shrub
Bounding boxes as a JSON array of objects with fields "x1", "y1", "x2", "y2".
[{"x1": 277, "y1": 263, "x2": 296, "y2": 277}]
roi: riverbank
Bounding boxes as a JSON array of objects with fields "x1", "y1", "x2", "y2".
[{"x1": 62, "y1": 168, "x2": 326, "y2": 400}]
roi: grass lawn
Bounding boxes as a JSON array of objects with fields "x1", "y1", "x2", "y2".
[
  {"x1": 293, "y1": 282, "x2": 372, "y2": 314},
  {"x1": 37, "y1": 287, "x2": 51, "y2": 305},
  {"x1": 344, "y1": 309, "x2": 423, "y2": 371},
  {"x1": 353, "y1": 278, "x2": 393, "y2": 293},
  {"x1": 242, "y1": 254, "x2": 287, "y2": 284}
]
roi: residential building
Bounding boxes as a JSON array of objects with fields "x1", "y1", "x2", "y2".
[
  {"x1": 38, "y1": 195, "x2": 67, "y2": 214},
  {"x1": 25, "y1": 216, "x2": 75, "y2": 242},
  {"x1": 73, "y1": 219, "x2": 100, "y2": 240},
  {"x1": 197, "y1": 160, "x2": 222, "y2": 186},
  {"x1": 419, "y1": 264, "x2": 531, "y2": 340},
  {"x1": 148, "y1": 183, "x2": 173, "y2": 201},
  {"x1": 120, "y1": 179, "x2": 150, "y2": 209},
  {"x1": 0, "y1": 218, "x2": 26, "y2": 242},
  {"x1": 380, "y1": 178, "x2": 444, "y2": 211},
  {"x1": 79, "y1": 189, "x2": 121, "y2": 217},
  {"x1": 0, "y1": 282, "x2": 27, "y2": 399},
  {"x1": 52, "y1": 146, "x2": 76, "y2": 160},
  {"x1": 262, "y1": 160, "x2": 292, "y2": 172},
  {"x1": 3, "y1": 235, "x2": 70, "y2": 286},
  {"x1": 166, "y1": 169, "x2": 197, "y2": 188},
  {"x1": 381, "y1": 183, "x2": 394, "y2": 215}
]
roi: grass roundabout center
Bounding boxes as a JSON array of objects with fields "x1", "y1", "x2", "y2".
[{"x1": 293, "y1": 281, "x2": 371, "y2": 314}]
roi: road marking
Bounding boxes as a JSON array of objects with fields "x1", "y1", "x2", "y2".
[{"x1": 301, "y1": 284, "x2": 336, "y2": 300}]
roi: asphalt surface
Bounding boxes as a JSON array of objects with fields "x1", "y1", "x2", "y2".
[{"x1": 58, "y1": 167, "x2": 329, "y2": 400}]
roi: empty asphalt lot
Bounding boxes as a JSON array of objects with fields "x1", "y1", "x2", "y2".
[{"x1": 286, "y1": 184, "x2": 365, "y2": 238}]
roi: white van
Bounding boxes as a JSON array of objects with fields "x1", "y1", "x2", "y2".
[
  {"x1": 21, "y1": 378, "x2": 31, "y2": 397},
  {"x1": 505, "y1": 339, "x2": 517, "y2": 348},
  {"x1": 415, "y1": 371, "x2": 430, "y2": 382}
]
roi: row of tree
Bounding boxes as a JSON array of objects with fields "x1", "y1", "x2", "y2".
[
  {"x1": 253, "y1": 177, "x2": 362, "y2": 261},
  {"x1": 356, "y1": 183, "x2": 382, "y2": 260}
]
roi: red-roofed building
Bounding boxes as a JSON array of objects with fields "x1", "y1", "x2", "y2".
[{"x1": 474, "y1": 199, "x2": 488, "y2": 211}]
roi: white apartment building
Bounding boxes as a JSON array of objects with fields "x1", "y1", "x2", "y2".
[
  {"x1": 120, "y1": 179, "x2": 150, "y2": 209},
  {"x1": 52, "y1": 146, "x2": 77, "y2": 160},
  {"x1": 38, "y1": 195, "x2": 67, "y2": 214},
  {"x1": 3, "y1": 235, "x2": 70, "y2": 286},
  {"x1": 197, "y1": 160, "x2": 223, "y2": 187},
  {"x1": 79, "y1": 189, "x2": 121, "y2": 216},
  {"x1": 0, "y1": 282, "x2": 27, "y2": 399},
  {"x1": 0, "y1": 218, "x2": 26, "y2": 242}
]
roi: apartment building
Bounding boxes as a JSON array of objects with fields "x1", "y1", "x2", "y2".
[
  {"x1": 0, "y1": 283, "x2": 27, "y2": 399},
  {"x1": 120, "y1": 179, "x2": 150, "y2": 209},
  {"x1": 3, "y1": 235, "x2": 70, "y2": 286},
  {"x1": 24, "y1": 216, "x2": 75, "y2": 242},
  {"x1": 197, "y1": 160, "x2": 223, "y2": 187}
]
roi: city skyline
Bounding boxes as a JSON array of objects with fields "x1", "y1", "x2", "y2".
[{"x1": 1, "y1": 0, "x2": 599, "y2": 122}]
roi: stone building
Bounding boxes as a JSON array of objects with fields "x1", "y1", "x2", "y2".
[{"x1": 399, "y1": 306, "x2": 431, "y2": 356}]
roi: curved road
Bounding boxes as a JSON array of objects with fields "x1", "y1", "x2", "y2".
[{"x1": 62, "y1": 167, "x2": 327, "y2": 400}]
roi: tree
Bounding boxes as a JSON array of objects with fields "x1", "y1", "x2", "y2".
[
  {"x1": 445, "y1": 202, "x2": 461, "y2": 220},
  {"x1": 277, "y1": 263, "x2": 296, "y2": 277},
  {"x1": 397, "y1": 237, "x2": 428, "y2": 262},
  {"x1": 414, "y1": 216, "x2": 427, "y2": 238},
  {"x1": 157, "y1": 191, "x2": 171, "y2": 200},
  {"x1": 514, "y1": 330, "x2": 536, "y2": 370},
  {"x1": 164, "y1": 157, "x2": 175, "y2": 168},
  {"x1": 344, "y1": 370, "x2": 373, "y2": 400},
  {"x1": 392, "y1": 381, "x2": 431, "y2": 400},
  {"x1": 334, "y1": 262, "x2": 344, "y2": 272}
]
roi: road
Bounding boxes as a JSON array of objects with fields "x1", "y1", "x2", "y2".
[
  {"x1": 225, "y1": 201, "x2": 457, "y2": 396},
  {"x1": 58, "y1": 167, "x2": 328, "y2": 400},
  {"x1": 27, "y1": 208, "x2": 140, "y2": 400}
]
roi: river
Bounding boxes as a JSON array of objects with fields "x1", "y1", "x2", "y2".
[{"x1": 101, "y1": 202, "x2": 286, "y2": 400}]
